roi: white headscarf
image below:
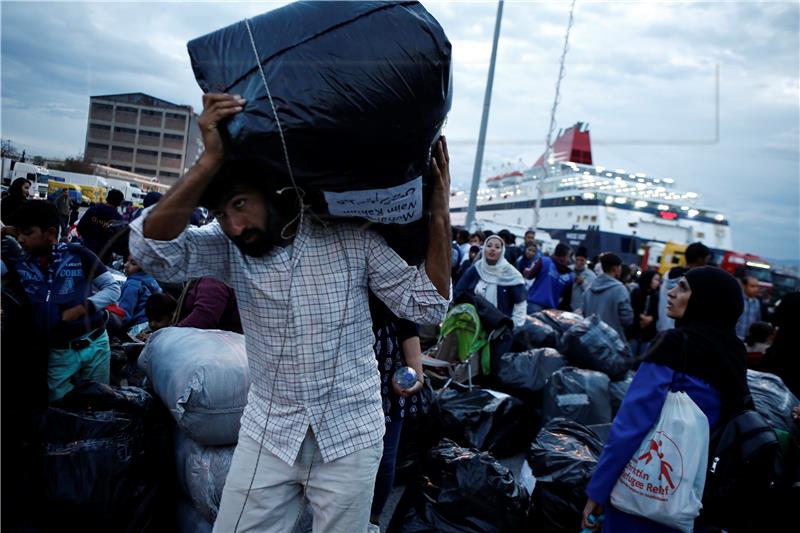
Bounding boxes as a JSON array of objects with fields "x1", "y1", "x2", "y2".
[{"x1": 473, "y1": 235, "x2": 525, "y2": 287}]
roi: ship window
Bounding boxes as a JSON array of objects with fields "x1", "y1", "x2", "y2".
[
  {"x1": 591, "y1": 216, "x2": 597, "y2": 222},
  {"x1": 697, "y1": 232, "x2": 705, "y2": 238}
]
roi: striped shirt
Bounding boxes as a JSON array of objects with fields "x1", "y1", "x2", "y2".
[{"x1": 129, "y1": 213, "x2": 448, "y2": 464}]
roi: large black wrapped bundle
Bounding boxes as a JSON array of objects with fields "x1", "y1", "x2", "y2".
[
  {"x1": 187, "y1": 1, "x2": 452, "y2": 216},
  {"x1": 609, "y1": 370, "x2": 635, "y2": 416},
  {"x1": 542, "y1": 366, "x2": 612, "y2": 426},
  {"x1": 511, "y1": 316, "x2": 559, "y2": 350},
  {"x1": 527, "y1": 419, "x2": 603, "y2": 533},
  {"x1": 390, "y1": 439, "x2": 529, "y2": 533},
  {"x1": 435, "y1": 388, "x2": 530, "y2": 457},
  {"x1": 560, "y1": 315, "x2": 632, "y2": 380},
  {"x1": 494, "y1": 348, "x2": 566, "y2": 402},
  {"x1": 530, "y1": 309, "x2": 583, "y2": 341}
]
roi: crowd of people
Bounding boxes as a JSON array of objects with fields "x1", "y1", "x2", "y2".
[{"x1": 1, "y1": 97, "x2": 797, "y2": 531}]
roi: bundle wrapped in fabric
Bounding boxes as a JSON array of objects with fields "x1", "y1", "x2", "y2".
[
  {"x1": 494, "y1": 348, "x2": 566, "y2": 402},
  {"x1": 560, "y1": 315, "x2": 632, "y2": 380},
  {"x1": 174, "y1": 430, "x2": 235, "y2": 523},
  {"x1": 527, "y1": 418, "x2": 604, "y2": 533},
  {"x1": 391, "y1": 439, "x2": 529, "y2": 533},
  {"x1": 542, "y1": 366, "x2": 612, "y2": 426},
  {"x1": 747, "y1": 369, "x2": 800, "y2": 436},
  {"x1": 187, "y1": 1, "x2": 452, "y2": 219},
  {"x1": 138, "y1": 327, "x2": 250, "y2": 445}
]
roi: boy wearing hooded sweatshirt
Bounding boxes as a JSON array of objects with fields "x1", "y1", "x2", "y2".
[
  {"x1": 118, "y1": 256, "x2": 162, "y2": 333},
  {"x1": 582, "y1": 252, "x2": 633, "y2": 341}
]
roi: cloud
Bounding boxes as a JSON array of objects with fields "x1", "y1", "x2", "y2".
[{"x1": 1, "y1": 0, "x2": 798, "y2": 260}]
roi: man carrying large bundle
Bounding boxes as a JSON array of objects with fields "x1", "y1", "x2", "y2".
[{"x1": 129, "y1": 92, "x2": 451, "y2": 531}]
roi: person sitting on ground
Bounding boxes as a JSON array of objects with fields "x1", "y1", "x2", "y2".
[
  {"x1": 77, "y1": 189, "x2": 126, "y2": 264},
  {"x1": 1, "y1": 200, "x2": 120, "y2": 402},
  {"x1": 455, "y1": 234, "x2": 527, "y2": 328},
  {"x1": 744, "y1": 321, "x2": 774, "y2": 370},
  {"x1": 523, "y1": 242, "x2": 575, "y2": 314},
  {"x1": 117, "y1": 256, "x2": 162, "y2": 335},
  {"x1": 570, "y1": 246, "x2": 597, "y2": 313},
  {"x1": 582, "y1": 252, "x2": 634, "y2": 342},
  {"x1": 582, "y1": 266, "x2": 753, "y2": 532},
  {"x1": 367, "y1": 291, "x2": 424, "y2": 529},
  {"x1": 173, "y1": 277, "x2": 243, "y2": 333},
  {"x1": 145, "y1": 292, "x2": 178, "y2": 332},
  {"x1": 627, "y1": 270, "x2": 661, "y2": 356},
  {"x1": 128, "y1": 93, "x2": 451, "y2": 533}
]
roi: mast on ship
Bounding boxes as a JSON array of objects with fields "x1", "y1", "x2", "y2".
[{"x1": 534, "y1": 0, "x2": 577, "y2": 231}]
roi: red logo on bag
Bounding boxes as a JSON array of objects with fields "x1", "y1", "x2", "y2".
[{"x1": 619, "y1": 431, "x2": 684, "y2": 501}]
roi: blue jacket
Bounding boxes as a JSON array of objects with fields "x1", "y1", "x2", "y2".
[
  {"x1": 454, "y1": 265, "x2": 526, "y2": 318},
  {"x1": 118, "y1": 272, "x2": 161, "y2": 328},
  {"x1": 527, "y1": 256, "x2": 575, "y2": 308},
  {"x1": 5, "y1": 243, "x2": 118, "y2": 344},
  {"x1": 586, "y1": 362, "x2": 722, "y2": 532}
]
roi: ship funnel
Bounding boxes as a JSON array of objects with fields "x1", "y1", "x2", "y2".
[{"x1": 534, "y1": 122, "x2": 592, "y2": 166}]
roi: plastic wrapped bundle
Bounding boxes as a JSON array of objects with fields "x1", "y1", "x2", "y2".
[
  {"x1": 747, "y1": 369, "x2": 800, "y2": 435},
  {"x1": 392, "y1": 439, "x2": 529, "y2": 533},
  {"x1": 609, "y1": 370, "x2": 635, "y2": 415},
  {"x1": 560, "y1": 315, "x2": 632, "y2": 380},
  {"x1": 436, "y1": 388, "x2": 529, "y2": 457},
  {"x1": 187, "y1": 1, "x2": 452, "y2": 219},
  {"x1": 176, "y1": 496, "x2": 213, "y2": 533},
  {"x1": 511, "y1": 316, "x2": 559, "y2": 350},
  {"x1": 494, "y1": 348, "x2": 566, "y2": 401},
  {"x1": 138, "y1": 327, "x2": 250, "y2": 445},
  {"x1": 528, "y1": 419, "x2": 604, "y2": 533},
  {"x1": 174, "y1": 430, "x2": 235, "y2": 523},
  {"x1": 530, "y1": 309, "x2": 583, "y2": 340},
  {"x1": 542, "y1": 366, "x2": 612, "y2": 426}
]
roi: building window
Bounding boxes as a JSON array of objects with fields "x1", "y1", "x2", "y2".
[
  {"x1": 117, "y1": 106, "x2": 138, "y2": 114},
  {"x1": 165, "y1": 112, "x2": 185, "y2": 119},
  {"x1": 110, "y1": 165, "x2": 132, "y2": 171},
  {"x1": 141, "y1": 109, "x2": 161, "y2": 116},
  {"x1": 135, "y1": 167, "x2": 157, "y2": 176},
  {"x1": 139, "y1": 130, "x2": 160, "y2": 137},
  {"x1": 138, "y1": 149, "x2": 158, "y2": 156},
  {"x1": 90, "y1": 124, "x2": 111, "y2": 131},
  {"x1": 160, "y1": 171, "x2": 180, "y2": 178},
  {"x1": 112, "y1": 146, "x2": 134, "y2": 153},
  {"x1": 114, "y1": 126, "x2": 136, "y2": 134},
  {"x1": 87, "y1": 142, "x2": 108, "y2": 149},
  {"x1": 163, "y1": 133, "x2": 184, "y2": 141},
  {"x1": 161, "y1": 152, "x2": 182, "y2": 160}
]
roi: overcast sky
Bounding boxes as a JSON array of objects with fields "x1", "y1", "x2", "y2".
[{"x1": 2, "y1": 0, "x2": 798, "y2": 260}]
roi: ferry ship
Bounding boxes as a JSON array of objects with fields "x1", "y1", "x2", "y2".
[{"x1": 450, "y1": 123, "x2": 732, "y2": 264}]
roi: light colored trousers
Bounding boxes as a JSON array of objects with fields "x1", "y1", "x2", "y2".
[{"x1": 213, "y1": 428, "x2": 382, "y2": 533}]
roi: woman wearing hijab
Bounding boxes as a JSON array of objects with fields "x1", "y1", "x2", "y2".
[
  {"x1": 454, "y1": 234, "x2": 527, "y2": 328},
  {"x1": 628, "y1": 271, "x2": 661, "y2": 356},
  {"x1": 1, "y1": 177, "x2": 31, "y2": 226},
  {"x1": 582, "y1": 267, "x2": 752, "y2": 532}
]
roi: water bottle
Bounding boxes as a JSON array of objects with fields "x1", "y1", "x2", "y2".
[{"x1": 395, "y1": 366, "x2": 418, "y2": 390}]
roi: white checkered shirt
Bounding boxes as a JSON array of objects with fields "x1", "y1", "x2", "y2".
[{"x1": 129, "y1": 213, "x2": 448, "y2": 464}]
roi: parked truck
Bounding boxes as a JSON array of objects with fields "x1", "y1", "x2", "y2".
[
  {"x1": 2, "y1": 161, "x2": 50, "y2": 199},
  {"x1": 47, "y1": 170, "x2": 109, "y2": 205}
]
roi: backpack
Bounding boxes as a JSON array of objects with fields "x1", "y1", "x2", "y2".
[{"x1": 700, "y1": 401, "x2": 783, "y2": 531}]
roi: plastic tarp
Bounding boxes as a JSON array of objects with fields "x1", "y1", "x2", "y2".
[
  {"x1": 139, "y1": 327, "x2": 250, "y2": 445},
  {"x1": 530, "y1": 309, "x2": 583, "y2": 339},
  {"x1": 391, "y1": 439, "x2": 529, "y2": 533},
  {"x1": 174, "y1": 430, "x2": 235, "y2": 523},
  {"x1": 560, "y1": 315, "x2": 632, "y2": 380},
  {"x1": 542, "y1": 367, "x2": 612, "y2": 426},
  {"x1": 436, "y1": 388, "x2": 529, "y2": 457},
  {"x1": 511, "y1": 316, "x2": 559, "y2": 350},
  {"x1": 35, "y1": 383, "x2": 168, "y2": 532},
  {"x1": 494, "y1": 348, "x2": 566, "y2": 401},
  {"x1": 527, "y1": 418, "x2": 604, "y2": 533},
  {"x1": 747, "y1": 369, "x2": 800, "y2": 436},
  {"x1": 609, "y1": 370, "x2": 635, "y2": 415},
  {"x1": 187, "y1": 1, "x2": 451, "y2": 219}
]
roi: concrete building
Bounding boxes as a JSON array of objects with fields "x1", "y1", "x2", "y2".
[{"x1": 84, "y1": 93, "x2": 203, "y2": 185}]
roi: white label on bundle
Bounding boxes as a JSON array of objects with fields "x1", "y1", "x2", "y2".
[
  {"x1": 556, "y1": 393, "x2": 590, "y2": 407},
  {"x1": 323, "y1": 176, "x2": 423, "y2": 224}
]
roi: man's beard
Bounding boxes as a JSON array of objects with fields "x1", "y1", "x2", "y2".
[{"x1": 229, "y1": 202, "x2": 289, "y2": 258}]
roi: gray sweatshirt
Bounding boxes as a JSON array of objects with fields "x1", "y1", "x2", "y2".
[
  {"x1": 582, "y1": 273, "x2": 634, "y2": 341},
  {"x1": 570, "y1": 265, "x2": 597, "y2": 312}
]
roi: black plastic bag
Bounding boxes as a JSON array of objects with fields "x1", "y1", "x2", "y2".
[
  {"x1": 747, "y1": 369, "x2": 800, "y2": 436},
  {"x1": 35, "y1": 383, "x2": 170, "y2": 532},
  {"x1": 542, "y1": 367, "x2": 612, "y2": 426},
  {"x1": 512, "y1": 317, "x2": 559, "y2": 350},
  {"x1": 396, "y1": 381, "x2": 438, "y2": 485},
  {"x1": 528, "y1": 419, "x2": 604, "y2": 533},
  {"x1": 494, "y1": 348, "x2": 566, "y2": 401},
  {"x1": 188, "y1": 1, "x2": 451, "y2": 213},
  {"x1": 390, "y1": 439, "x2": 529, "y2": 533},
  {"x1": 609, "y1": 370, "x2": 635, "y2": 415},
  {"x1": 531, "y1": 309, "x2": 583, "y2": 339},
  {"x1": 560, "y1": 315, "x2": 632, "y2": 380},
  {"x1": 436, "y1": 388, "x2": 529, "y2": 457}
]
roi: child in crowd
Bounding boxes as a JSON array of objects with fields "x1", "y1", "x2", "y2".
[
  {"x1": 1, "y1": 200, "x2": 120, "y2": 402},
  {"x1": 745, "y1": 321, "x2": 774, "y2": 370},
  {"x1": 145, "y1": 292, "x2": 178, "y2": 332},
  {"x1": 118, "y1": 256, "x2": 162, "y2": 335}
]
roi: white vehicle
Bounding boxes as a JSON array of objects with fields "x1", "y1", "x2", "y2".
[
  {"x1": 47, "y1": 170, "x2": 109, "y2": 204},
  {"x1": 105, "y1": 178, "x2": 144, "y2": 205},
  {"x1": 2, "y1": 161, "x2": 50, "y2": 199}
]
